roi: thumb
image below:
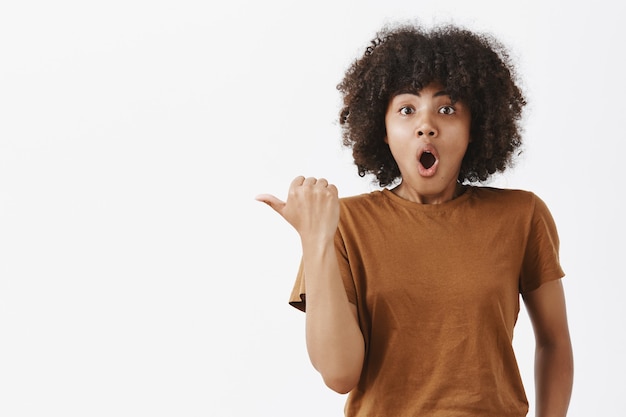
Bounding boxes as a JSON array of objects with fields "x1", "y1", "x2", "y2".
[{"x1": 255, "y1": 193, "x2": 286, "y2": 215}]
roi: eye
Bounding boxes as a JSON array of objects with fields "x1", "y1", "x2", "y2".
[
  {"x1": 399, "y1": 106, "x2": 415, "y2": 115},
  {"x1": 438, "y1": 105, "x2": 456, "y2": 115}
]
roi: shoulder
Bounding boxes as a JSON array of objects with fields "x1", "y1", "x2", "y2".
[
  {"x1": 339, "y1": 190, "x2": 387, "y2": 210},
  {"x1": 470, "y1": 186, "x2": 543, "y2": 210},
  {"x1": 336, "y1": 190, "x2": 391, "y2": 234},
  {"x1": 466, "y1": 187, "x2": 559, "y2": 228},
  {"x1": 472, "y1": 185, "x2": 534, "y2": 200}
]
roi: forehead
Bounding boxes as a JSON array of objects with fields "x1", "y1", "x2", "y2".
[{"x1": 392, "y1": 81, "x2": 448, "y2": 98}]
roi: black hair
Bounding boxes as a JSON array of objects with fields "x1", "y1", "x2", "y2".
[{"x1": 337, "y1": 23, "x2": 526, "y2": 186}]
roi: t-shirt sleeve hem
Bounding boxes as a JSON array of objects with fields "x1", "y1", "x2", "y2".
[
  {"x1": 520, "y1": 269, "x2": 566, "y2": 294},
  {"x1": 288, "y1": 293, "x2": 306, "y2": 312}
]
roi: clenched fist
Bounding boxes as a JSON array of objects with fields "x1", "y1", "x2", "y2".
[{"x1": 256, "y1": 176, "x2": 340, "y2": 243}]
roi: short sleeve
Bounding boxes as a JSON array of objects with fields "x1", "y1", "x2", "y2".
[
  {"x1": 519, "y1": 194, "x2": 565, "y2": 293},
  {"x1": 288, "y1": 227, "x2": 358, "y2": 312},
  {"x1": 288, "y1": 259, "x2": 306, "y2": 312}
]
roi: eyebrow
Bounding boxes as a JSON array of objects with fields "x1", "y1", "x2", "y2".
[
  {"x1": 419, "y1": 90, "x2": 450, "y2": 98},
  {"x1": 395, "y1": 89, "x2": 451, "y2": 98}
]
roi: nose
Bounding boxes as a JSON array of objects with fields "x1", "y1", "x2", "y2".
[{"x1": 416, "y1": 117, "x2": 438, "y2": 138}]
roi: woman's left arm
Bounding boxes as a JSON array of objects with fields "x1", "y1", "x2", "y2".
[{"x1": 522, "y1": 278, "x2": 574, "y2": 417}]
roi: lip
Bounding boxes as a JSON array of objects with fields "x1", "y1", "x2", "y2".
[{"x1": 417, "y1": 144, "x2": 439, "y2": 177}]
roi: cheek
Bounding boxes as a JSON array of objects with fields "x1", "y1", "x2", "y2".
[
  {"x1": 385, "y1": 124, "x2": 412, "y2": 146},
  {"x1": 455, "y1": 140, "x2": 471, "y2": 159}
]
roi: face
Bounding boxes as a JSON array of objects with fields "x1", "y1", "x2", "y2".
[{"x1": 384, "y1": 82, "x2": 471, "y2": 204}]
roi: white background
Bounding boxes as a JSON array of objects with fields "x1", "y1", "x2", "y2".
[{"x1": 1, "y1": 0, "x2": 624, "y2": 416}]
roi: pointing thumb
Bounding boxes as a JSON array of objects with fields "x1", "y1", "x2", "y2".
[{"x1": 255, "y1": 193, "x2": 286, "y2": 215}]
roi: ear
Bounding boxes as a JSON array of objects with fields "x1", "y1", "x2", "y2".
[{"x1": 384, "y1": 135, "x2": 389, "y2": 144}]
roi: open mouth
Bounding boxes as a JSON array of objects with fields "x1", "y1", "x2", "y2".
[{"x1": 420, "y1": 151, "x2": 436, "y2": 169}]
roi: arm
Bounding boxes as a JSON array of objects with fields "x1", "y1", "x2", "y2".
[
  {"x1": 522, "y1": 279, "x2": 574, "y2": 417},
  {"x1": 301, "y1": 233, "x2": 364, "y2": 393},
  {"x1": 256, "y1": 176, "x2": 365, "y2": 393}
]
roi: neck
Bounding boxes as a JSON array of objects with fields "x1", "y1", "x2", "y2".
[{"x1": 391, "y1": 182, "x2": 466, "y2": 205}]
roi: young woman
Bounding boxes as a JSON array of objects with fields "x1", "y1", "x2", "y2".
[{"x1": 257, "y1": 22, "x2": 573, "y2": 417}]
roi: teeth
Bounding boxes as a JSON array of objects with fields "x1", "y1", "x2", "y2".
[{"x1": 420, "y1": 152, "x2": 436, "y2": 169}]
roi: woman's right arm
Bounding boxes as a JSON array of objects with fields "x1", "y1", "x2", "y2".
[
  {"x1": 301, "y1": 233, "x2": 364, "y2": 393},
  {"x1": 256, "y1": 176, "x2": 365, "y2": 393}
]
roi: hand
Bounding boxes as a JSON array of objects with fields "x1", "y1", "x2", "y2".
[{"x1": 256, "y1": 176, "x2": 340, "y2": 242}]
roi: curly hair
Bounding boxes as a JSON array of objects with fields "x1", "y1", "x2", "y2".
[{"x1": 337, "y1": 23, "x2": 527, "y2": 187}]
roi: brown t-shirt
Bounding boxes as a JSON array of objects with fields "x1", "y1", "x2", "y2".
[{"x1": 289, "y1": 186, "x2": 564, "y2": 417}]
